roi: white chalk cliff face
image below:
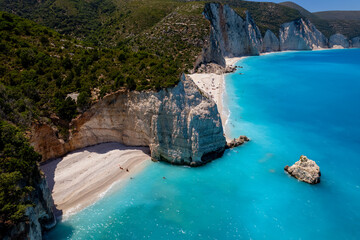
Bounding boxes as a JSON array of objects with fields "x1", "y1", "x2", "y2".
[
  {"x1": 329, "y1": 33, "x2": 350, "y2": 48},
  {"x1": 197, "y1": 4, "x2": 340, "y2": 70},
  {"x1": 280, "y1": 18, "x2": 328, "y2": 51},
  {"x1": 262, "y1": 30, "x2": 280, "y2": 52},
  {"x1": 31, "y1": 75, "x2": 226, "y2": 166},
  {"x1": 198, "y1": 3, "x2": 262, "y2": 68},
  {"x1": 351, "y1": 37, "x2": 360, "y2": 48}
]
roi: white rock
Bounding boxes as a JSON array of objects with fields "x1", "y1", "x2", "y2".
[{"x1": 285, "y1": 155, "x2": 321, "y2": 184}]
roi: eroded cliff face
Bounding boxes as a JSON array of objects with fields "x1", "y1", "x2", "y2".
[
  {"x1": 351, "y1": 37, "x2": 360, "y2": 48},
  {"x1": 280, "y1": 18, "x2": 328, "y2": 51},
  {"x1": 329, "y1": 33, "x2": 350, "y2": 48},
  {"x1": 3, "y1": 178, "x2": 56, "y2": 240},
  {"x1": 196, "y1": 3, "x2": 262, "y2": 69},
  {"x1": 196, "y1": 4, "x2": 338, "y2": 70},
  {"x1": 262, "y1": 30, "x2": 280, "y2": 52},
  {"x1": 31, "y1": 75, "x2": 226, "y2": 166}
]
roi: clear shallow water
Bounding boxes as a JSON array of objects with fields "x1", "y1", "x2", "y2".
[{"x1": 46, "y1": 49, "x2": 360, "y2": 240}]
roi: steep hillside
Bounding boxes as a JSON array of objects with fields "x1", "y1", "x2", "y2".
[
  {"x1": 0, "y1": 0, "x2": 182, "y2": 46},
  {"x1": 217, "y1": 0, "x2": 303, "y2": 37},
  {"x1": 314, "y1": 11, "x2": 360, "y2": 38},
  {"x1": 280, "y1": 1, "x2": 360, "y2": 38},
  {"x1": 279, "y1": 1, "x2": 334, "y2": 37},
  {"x1": 314, "y1": 11, "x2": 360, "y2": 21}
]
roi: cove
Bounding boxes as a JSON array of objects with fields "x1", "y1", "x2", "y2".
[{"x1": 45, "y1": 49, "x2": 360, "y2": 239}]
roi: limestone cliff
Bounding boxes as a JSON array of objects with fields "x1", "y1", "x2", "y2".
[
  {"x1": 280, "y1": 18, "x2": 328, "y2": 51},
  {"x1": 2, "y1": 178, "x2": 56, "y2": 240},
  {"x1": 262, "y1": 30, "x2": 280, "y2": 52},
  {"x1": 31, "y1": 74, "x2": 226, "y2": 166},
  {"x1": 196, "y1": 3, "x2": 262, "y2": 70},
  {"x1": 329, "y1": 33, "x2": 350, "y2": 48},
  {"x1": 351, "y1": 36, "x2": 360, "y2": 48}
]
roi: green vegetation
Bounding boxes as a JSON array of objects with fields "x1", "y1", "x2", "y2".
[
  {"x1": 222, "y1": 0, "x2": 303, "y2": 37},
  {"x1": 0, "y1": 121, "x2": 42, "y2": 228},
  {"x1": 0, "y1": 11, "x2": 191, "y2": 129},
  {"x1": 280, "y1": 1, "x2": 360, "y2": 38}
]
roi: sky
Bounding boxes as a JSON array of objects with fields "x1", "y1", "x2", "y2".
[{"x1": 249, "y1": 0, "x2": 360, "y2": 12}]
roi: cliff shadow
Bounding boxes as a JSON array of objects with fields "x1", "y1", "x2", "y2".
[{"x1": 40, "y1": 157, "x2": 63, "y2": 218}]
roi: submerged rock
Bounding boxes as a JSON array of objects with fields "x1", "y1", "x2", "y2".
[
  {"x1": 226, "y1": 135, "x2": 250, "y2": 149},
  {"x1": 329, "y1": 33, "x2": 350, "y2": 48},
  {"x1": 284, "y1": 155, "x2": 321, "y2": 184}
]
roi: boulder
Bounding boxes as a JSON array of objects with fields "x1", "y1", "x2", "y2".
[
  {"x1": 226, "y1": 135, "x2": 250, "y2": 148},
  {"x1": 284, "y1": 155, "x2": 321, "y2": 184}
]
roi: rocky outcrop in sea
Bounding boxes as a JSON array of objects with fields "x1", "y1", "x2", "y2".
[
  {"x1": 226, "y1": 136, "x2": 250, "y2": 148},
  {"x1": 329, "y1": 33, "x2": 350, "y2": 48},
  {"x1": 31, "y1": 74, "x2": 226, "y2": 167},
  {"x1": 280, "y1": 18, "x2": 328, "y2": 51},
  {"x1": 284, "y1": 155, "x2": 321, "y2": 184},
  {"x1": 262, "y1": 30, "x2": 280, "y2": 52}
]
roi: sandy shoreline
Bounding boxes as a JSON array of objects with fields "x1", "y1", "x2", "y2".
[
  {"x1": 189, "y1": 57, "x2": 244, "y2": 139},
  {"x1": 189, "y1": 49, "x2": 341, "y2": 137},
  {"x1": 40, "y1": 142, "x2": 151, "y2": 217}
]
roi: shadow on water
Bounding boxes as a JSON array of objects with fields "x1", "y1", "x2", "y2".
[{"x1": 44, "y1": 221, "x2": 75, "y2": 239}]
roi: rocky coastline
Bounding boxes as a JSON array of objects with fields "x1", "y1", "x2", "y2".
[{"x1": 195, "y1": 3, "x2": 360, "y2": 72}]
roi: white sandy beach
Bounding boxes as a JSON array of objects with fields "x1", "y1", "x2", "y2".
[
  {"x1": 189, "y1": 57, "x2": 244, "y2": 137},
  {"x1": 40, "y1": 142, "x2": 151, "y2": 217}
]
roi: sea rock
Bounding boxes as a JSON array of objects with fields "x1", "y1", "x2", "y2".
[
  {"x1": 196, "y1": 3, "x2": 262, "y2": 70},
  {"x1": 284, "y1": 155, "x2": 321, "y2": 184},
  {"x1": 30, "y1": 74, "x2": 226, "y2": 167},
  {"x1": 280, "y1": 18, "x2": 328, "y2": 51},
  {"x1": 226, "y1": 135, "x2": 250, "y2": 148},
  {"x1": 262, "y1": 30, "x2": 280, "y2": 52},
  {"x1": 351, "y1": 36, "x2": 360, "y2": 48},
  {"x1": 329, "y1": 33, "x2": 350, "y2": 48}
]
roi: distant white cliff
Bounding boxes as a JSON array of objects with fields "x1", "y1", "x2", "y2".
[
  {"x1": 197, "y1": 3, "x2": 359, "y2": 71},
  {"x1": 279, "y1": 18, "x2": 328, "y2": 50},
  {"x1": 262, "y1": 30, "x2": 280, "y2": 53}
]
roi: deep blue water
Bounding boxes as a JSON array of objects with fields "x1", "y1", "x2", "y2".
[{"x1": 45, "y1": 49, "x2": 360, "y2": 240}]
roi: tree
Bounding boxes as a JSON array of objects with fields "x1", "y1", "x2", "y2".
[
  {"x1": 77, "y1": 91, "x2": 90, "y2": 112},
  {"x1": 126, "y1": 76, "x2": 136, "y2": 91},
  {"x1": 57, "y1": 97, "x2": 77, "y2": 121}
]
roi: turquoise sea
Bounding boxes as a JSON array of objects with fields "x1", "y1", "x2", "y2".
[{"x1": 45, "y1": 49, "x2": 360, "y2": 240}]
